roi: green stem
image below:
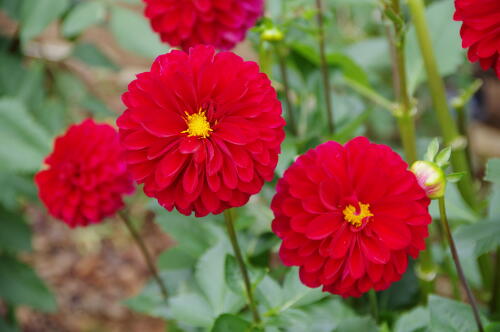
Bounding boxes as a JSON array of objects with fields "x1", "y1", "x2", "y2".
[
  {"x1": 368, "y1": 289, "x2": 379, "y2": 322},
  {"x1": 258, "y1": 41, "x2": 272, "y2": 77},
  {"x1": 438, "y1": 198, "x2": 484, "y2": 332},
  {"x1": 434, "y1": 220, "x2": 460, "y2": 299},
  {"x1": 276, "y1": 47, "x2": 298, "y2": 136},
  {"x1": 315, "y1": 0, "x2": 334, "y2": 134},
  {"x1": 343, "y1": 77, "x2": 396, "y2": 113},
  {"x1": 118, "y1": 211, "x2": 168, "y2": 301},
  {"x1": 407, "y1": 0, "x2": 479, "y2": 211},
  {"x1": 490, "y1": 247, "x2": 500, "y2": 318},
  {"x1": 223, "y1": 209, "x2": 261, "y2": 324},
  {"x1": 384, "y1": 0, "x2": 418, "y2": 164}
]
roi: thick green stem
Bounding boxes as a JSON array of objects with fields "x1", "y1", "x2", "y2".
[
  {"x1": 315, "y1": 0, "x2": 334, "y2": 134},
  {"x1": 407, "y1": 0, "x2": 479, "y2": 211},
  {"x1": 438, "y1": 198, "x2": 484, "y2": 332},
  {"x1": 368, "y1": 290, "x2": 379, "y2": 322},
  {"x1": 276, "y1": 47, "x2": 298, "y2": 136},
  {"x1": 118, "y1": 211, "x2": 168, "y2": 301},
  {"x1": 223, "y1": 209, "x2": 261, "y2": 324},
  {"x1": 389, "y1": 4, "x2": 418, "y2": 163}
]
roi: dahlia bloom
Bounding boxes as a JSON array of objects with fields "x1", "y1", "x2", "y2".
[
  {"x1": 454, "y1": 0, "x2": 500, "y2": 78},
  {"x1": 271, "y1": 137, "x2": 431, "y2": 297},
  {"x1": 117, "y1": 45, "x2": 285, "y2": 217},
  {"x1": 143, "y1": 0, "x2": 264, "y2": 51},
  {"x1": 35, "y1": 119, "x2": 135, "y2": 228}
]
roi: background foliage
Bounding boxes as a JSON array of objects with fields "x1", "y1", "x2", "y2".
[{"x1": 0, "y1": 0, "x2": 499, "y2": 331}]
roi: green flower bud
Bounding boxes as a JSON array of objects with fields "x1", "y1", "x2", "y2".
[
  {"x1": 410, "y1": 161, "x2": 446, "y2": 199},
  {"x1": 261, "y1": 27, "x2": 284, "y2": 42}
]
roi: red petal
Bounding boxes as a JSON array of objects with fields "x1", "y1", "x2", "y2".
[
  {"x1": 306, "y1": 213, "x2": 342, "y2": 240},
  {"x1": 348, "y1": 242, "x2": 365, "y2": 279},
  {"x1": 359, "y1": 235, "x2": 390, "y2": 264}
]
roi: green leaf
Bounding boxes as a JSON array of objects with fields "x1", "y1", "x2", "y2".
[
  {"x1": 326, "y1": 53, "x2": 369, "y2": 87},
  {"x1": 0, "y1": 172, "x2": 37, "y2": 210},
  {"x1": 2, "y1": 0, "x2": 23, "y2": 20},
  {"x1": 81, "y1": 96, "x2": 114, "y2": 117},
  {"x1": 154, "y1": 208, "x2": 213, "y2": 259},
  {"x1": 211, "y1": 314, "x2": 251, "y2": 332},
  {"x1": 0, "y1": 254, "x2": 56, "y2": 311},
  {"x1": 20, "y1": 0, "x2": 70, "y2": 43},
  {"x1": 429, "y1": 295, "x2": 488, "y2": 332},
  {"x1": 55, "y1": 71, "x2": 87, "y2": 104},
  {"x1": 331, "y1": 108, "x2": 371, "y2": 143},
  {"x1": 224, "y1": 255, "x2": 266, "y2": 295},
  {"x1": 73, "y1": 42, "x2": 119, "y2": 70},
  {"x1": 485, "y1": 159, "x2": 500, "y2": 184},
  {"x1": 109, "y1": 6, "x2": 168, "y2": 58},
  {"x1": 486, "y1": 322, "x2": 500, "y2": 332},
  {"x1": 454, "y1": 220, "x2": 500, "y2": 258},
  {"x1": 424, "y1": 138, "x2": 440, "y2": 162},
  {"x1": 195, "y1": 243, "x2": 230, "y2": 314},
  {"x1": 334, "y1": 317, "x2": 378, "y2": 332},
  {"x1": 170, "y1": 293, "x2": 214, "y2": 327},
  {"x1": 33, "y1": 98, "x2": 68, "y2": 135},
  {"x1": 157, "y1": 246, "x2": 196, "y2": 270},
  {"x1": 62, "y1": 1, "x2": 106, "y2": 38},
  {"x1": 435, "y1": 147, "x2": 451, "y2": 167},
  {"x1": 0, "y1": 316, "x2": 19, "y2": 332},
  {"x1": 394, "y1": 307, "x2": 429, "y2": 332},
  {"x1": 275, "y1": 137, "x2": 298, "y2": 177},
  {"x1": 0, "y1": 98, "x2": 52, "y2": 172},
  {"x1": 256, "y1": 276, "x2": 283, "y2": 310},
  {"x1": 429, "y1": 183, "x2": 480, "y2": 223},
  {"x1": 279, "y1": 267, "x2": 326, "y2": 310},
  {"x1": 405, "y1": 0, "x2": 464, "y2": 93},
  {"x1": 447, "y1": 172, "x2": 465, "y2": 183},
  {"x1": 0, "y1": 207, "x2": 32, "y2": 253}
]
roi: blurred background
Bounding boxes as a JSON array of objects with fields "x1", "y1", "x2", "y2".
[{"x1": 0, "y1": 0, "x2": 499, "y2": 331}]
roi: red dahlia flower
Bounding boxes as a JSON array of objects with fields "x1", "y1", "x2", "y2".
[
  {"x1": 35, "y1": 119, "x2": 135, "y2": 228},
  {"x1": 143, "y1": 0, "x2": 264, "y2": 51},
  {"x1": 117, "y1": 45, "x2": 285, "y2": 217},
  {"x1": 271, "y1": 137, "x2": 431, "y2": 297},
  {"x1": 454, "y1": 0, "x2": 500, "y2": 78}
]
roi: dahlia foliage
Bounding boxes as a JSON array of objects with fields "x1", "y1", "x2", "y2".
[
  {"x1": 35, "y1": 119, "x2": 135, "y2": 228},
  {"x1": 21, "y1": 0, "x2": 499, "y2": 329},
  {"x1": 143, "y1": 0, "x2": 264, "y2": 51},
  {"x1": 117, "y1": 45, "x2": 285, "y2": 217},
  {"x1": 454, "y1": 0, "x2": 500, "y2": 78},
  {"x1": 271, "y1": 138, "x2": 432, "y2": 297}
]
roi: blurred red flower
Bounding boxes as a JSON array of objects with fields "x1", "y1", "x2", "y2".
[
  {"x1": 35, "y1": 119, "x2": 135, "y2": 228},
  {"x1": 117, "y1": 45, "x2": 285, "y2": 217},
  {"x1": 143, "y1": 0, "x2": 263, "y2": 51},
  {"x1": 454, "y1": 0, "x2": 500, "y2": 78},
  {"x1": 271, "y1": 137, "x2": 431, "y2": 297}
]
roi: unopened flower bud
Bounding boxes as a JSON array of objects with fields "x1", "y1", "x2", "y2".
[
  {"x1": 261, "y1": 27, "x2": 284, "y2": 42},
  {"x1": 410, "y1": 161, "x2": 446, "y2": 199}
]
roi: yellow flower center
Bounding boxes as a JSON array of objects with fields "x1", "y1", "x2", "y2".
[
  {"x1": 181, "y1": 109, "x2": 213, "y2": 138},
  {"x1": 342, "y1": 202, "x2": 373, "y2": 228}
]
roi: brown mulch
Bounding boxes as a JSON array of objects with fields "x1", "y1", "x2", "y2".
[{"x1": 19, "y1": 207, "x2": 173, "y2": 332}]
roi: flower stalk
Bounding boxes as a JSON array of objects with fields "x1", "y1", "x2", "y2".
[
  {"x1": 490, "y1": 247, "x2": 500, "y2": 318},
  {"x1": 276, "y1": 46, "x2": 298, "y2": 136},
  {"x1": 407, "y1": 0, "x2": 479, "y2": 211},
  {"x1": 438, "y1": 198, "x2": 484, "y2": 332},
  {"x1": 223, "y1": 209, "x2": 261, "y2": 324},
  {"x1": 368, "y1": 289, "x2": 379, "y2": 322},
  {"x1": 315, "y1": 0, "x2": 334, "y2": 134},
  {"x1": 118, "y1": 211, "x2": 168, "y2": 301},
  {"x1": 384, "y1": 0, "x2": 418, "y2": 164}
]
